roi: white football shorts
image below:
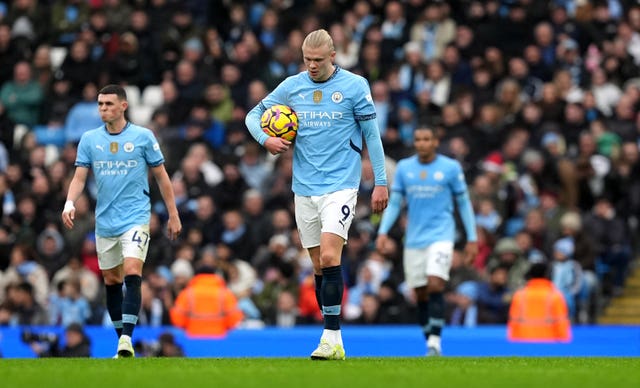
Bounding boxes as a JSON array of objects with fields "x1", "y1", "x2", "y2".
[
  {"x1": 294, "y1": 188, "x2": 358, "y2": 248},
  {"x1": 403, "y1": 241, "x2": 454, "y2": 288},
  {"x1": 96, "y1": 225, "x2": 150, "y2": 270}
]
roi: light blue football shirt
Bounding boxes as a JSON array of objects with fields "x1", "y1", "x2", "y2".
[
  {"x1": 247, "y1": 67, "x2": 387, "y2": 196},
  {"x1": 75, "y1": 122, "x2": 164, "y2": 237},
  {"x1": 392, "y1": 154, "x2": 469, "y2": 248}
]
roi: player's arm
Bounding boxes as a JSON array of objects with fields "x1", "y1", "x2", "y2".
[
  {"x1": 151, "y1": 164, "x2": 182, "y2": 240},
  {"x1": 375, "y1": 190, "x2": 403, "y2": 252},
  {"x1": 61, "y1": 166, "x2": 89, "y2": 229},
  {"x1": 245, "y1": 102, "x2": 291, "y2": 155},
  {"x1": 360, "y1": 118, "x2": 388, "y2": 213},
  {"x1": 455, "y1": 189, "x2": 478, "y2": 264}
]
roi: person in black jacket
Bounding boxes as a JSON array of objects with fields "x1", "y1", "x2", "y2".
[{"x1": 24, "y1": 323, "x2": 91, "y2": 357}]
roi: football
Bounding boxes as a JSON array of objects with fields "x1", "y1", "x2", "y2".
[{"x1": 260, "y1": 104, "x2": 299, "y2": 141}]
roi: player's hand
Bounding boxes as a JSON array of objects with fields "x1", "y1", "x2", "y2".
[
  {"x1": 167, "y1": 214, "x2": 182, "y2": 240},
  {"x1": 375, "y1": 234, "x2": 389, "y2": 253},
  {"x1": 264, "y1": 137, "x2": 291, "y2": 155},
  {"x1": 61, "y1": 201, "x2": 75, "y2": 229},
  {"x1": 464, "y1": 241, "x2": 478, "y2": 266},
  {"x1": 371, "y1": 185, "x2": 389, "y2": 214}
]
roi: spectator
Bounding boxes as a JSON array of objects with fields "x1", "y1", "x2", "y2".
[
  {"x1": 5, "y1": 281, "x2": 48, "y2": 325},
  {"x1": 272, "y1": 289, "x2": 300, "y2": 327},
  {"x1": 24, "y1": 322, "x2": 91, "y2": 357},
  {"x1": 51, "y1": 255, "x2": 100, "y2": 304},
  {"x1": 583, "y1": 196, "x2": 632, "y2": 297},
  {"x1": 138, "y1": 280, "x2": 171, "y2": 327},
  {"x1": 144, "y1": 212, "x2": 175, "y2": 272},
  {"x1": 50, "y1": 0, "x2": 89, "y2": 46},
  {"x1": 242, "y1": 188, "x2": 272, "y2": 249},
  {"x1": 109, "y1": 32, "x2": 145, "y2": 87},
  {"x1": 40, "y1": 77, "x2": 76, "y2": 129},
  {"x1": 59, "y1": 39, "x2": 99, "y2": 99},
  {"x1": 138, "y1": 332, "x2": 184, "y2": 357},
  {"x1": 35, "y1": 225, "x2": 68, "y2": 277},
  {"x1": 169, "y1": 257, "x2": 194, "y2": 296},
  {"x1": 239, "y1": 141, "x2": 270, "y2": 191},
  {"x1": 409, "y1": 1, "x2": 454, "y2": 62},
  {"x1": 485, "y1": 237, "x2": 530, "y2": 291},
  {"x1": 48, "y1": 278, "x2": 91, "y2": 326},
  {"x1": 558, "y1": 211, "x2": 599, "y2": 323},
  {"x1": 475, "y1": 264, "x2": 511, "y2": 324},
  {"x1": 170, "y1": 261, "x2": 243, "y2": 337},
  {"x1": 551, "y1": 237, "x2": 583, "y2": 320},
  {"x1": 507, "y1": 262, "x2": 572, "y2": 342},
  {"x1": 0, "y1": 61, "x2": 44, "y2": 127},
  {"x1": 204, "y1": 82, "x2": 234, "y2": 125},
  {"x1": 212, "y1": 162, "x2": 250, "y2": 211},
  {"x1": 377, "y1": 280, "x2": 410, "y2": 323},
  {"x1": 0, "y1": 244, "x2": 49, "y2": 307},
  {"x1": 224, "y1": 253, "x2": 260, "y2": 321},
  {"x1": 0, "y1": 23, "x2": 22, "y2": 86}
]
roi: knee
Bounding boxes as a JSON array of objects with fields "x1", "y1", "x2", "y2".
[
  {"x1": 102, "y1": 271, "x2": 122, "y2": 285},
  {"x1": 427, "y1": 277, "x2": 446, "y2": 293},
  {"x1": 319, "y1": 253, "x2": 340, "y2": 268}
]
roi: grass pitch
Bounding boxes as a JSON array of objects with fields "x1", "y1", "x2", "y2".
[{"x1": 3, "y1": 357, "x2": 639, "y2": 388}]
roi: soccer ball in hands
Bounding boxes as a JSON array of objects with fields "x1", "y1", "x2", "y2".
[{"x1": 260, "y1": 104, "x2": 298, "y2": 141}]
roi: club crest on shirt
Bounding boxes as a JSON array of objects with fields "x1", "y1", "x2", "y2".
[
  {"x1": 313, "y1": 90, "x2": 322, "y2": 103},
  {"x1": 124, "y1": 142, "x2": 134, "y2": 152},
  {"x1": 331, "y1": 91, "x2": 343, "y2": 103},
  {"x1": 420, "y1": 170, "x2": 427, "y2": 180},
  {"x1": 434, "y1": 171, "x2": 444, "y2": 181},
  {"x1": 110, "y1": 142, "x2": 118, "y2": 153}
]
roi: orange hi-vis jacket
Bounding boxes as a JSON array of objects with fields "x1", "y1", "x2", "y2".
[
  {"x1": 507, "y1": 278, "x2": 572, "y2": 342},
  {"x1": 170, "y1": 273, "x2": 244, "y2": 337}
]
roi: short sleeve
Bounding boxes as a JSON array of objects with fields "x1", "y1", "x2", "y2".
[
  {"x1": 144, "y1": 130, "x2": 164, "y2": 166},
  {"x1": 75, "y1": 133, "x2": 92, "y2": 168},
  {"x1": 353, "y1": 76, "x2": 376, "y2": 121},
  {"x1": 450, "y1": 161, "x2": 468, "y2": 195}
]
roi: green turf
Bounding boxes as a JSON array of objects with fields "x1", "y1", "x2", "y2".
[{"x1": 2, "y1": 357, "x2": 640, "y2": 388}]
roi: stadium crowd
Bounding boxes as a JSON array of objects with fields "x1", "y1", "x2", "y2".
[{"x1": 0, "y1": 0, "x2": 639, "y2": 332}]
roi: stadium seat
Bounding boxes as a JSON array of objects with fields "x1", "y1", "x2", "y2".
[
  {"x1": 49, "y1": 47, "x2": 68, "y2": 70},
  {"x1": 129, "y1": 105, "x2": 154, "y2": 127},
  {"x1": 33, "y1": 125, "x2": 66, "y2": 148},
  {"x1": 123, "y1": 85, "x2": 141, "y2": 108},
  {"x1": 141, "y1": 85, "x2": 164, "y2": 108}
]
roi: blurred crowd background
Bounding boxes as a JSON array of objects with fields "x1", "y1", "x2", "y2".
[{"x1": 0, "y1": 0, "x2": 639, "y2": 332}]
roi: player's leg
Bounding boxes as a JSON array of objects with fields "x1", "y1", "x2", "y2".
[
  {"x1": 311, "y1": 189, "x2": 356, "y2": 360},
  {"x1": 425, "y1": 276, "x2": 446, "y2": 355},
  {"x1": 294, "y1": 194, "x2": 323, "y2": 315},
  {"x1": 295, "y1": 194, "x2": 342, "y2": 359},
  {"x1": 309, "y1": 232, "x2": 346, "y2": 360},
  {"x1": 307, "y1": 246, "x2": 323, "y2": 315},
  {"x1": 97, "y1": 235, "x2": 125, "y2": 341},
  {"x1": 117, "y1": 225, "x2": 150, "y2": 358},
  {"x1": 318, "y1": 232, "x2": 345, "y2": 337},
  {"x1": 404, "y1": 248, "x2": 430, "y2": 350},
  {"x1": 121, "y1": 257, "x2": 143, "y2": 336},
  {"x1": 425, "y1": 241, "x2": 454, "y2": 356}
]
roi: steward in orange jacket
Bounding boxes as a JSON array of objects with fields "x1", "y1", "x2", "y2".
[
  {"x1": 507, "y1": 263, "x2": 572, "y2": 342},
  {"x1": 170, "y1": 268, "x2": 243, "y2": 337}
]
